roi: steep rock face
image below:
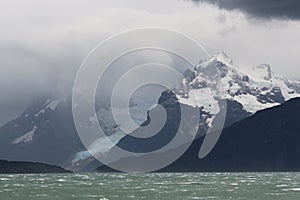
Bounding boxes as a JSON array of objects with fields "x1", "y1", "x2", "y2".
[
  {"x1": 160, "y1": 98, "x2": 300, "y2": 172},
  {"x1": 111, "y1": 92, "x2": 250, "y2": 154}
]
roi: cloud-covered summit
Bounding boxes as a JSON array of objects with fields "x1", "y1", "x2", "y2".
[{"x1": 191, "y1": 0, "x2": 300, "y2": 20}]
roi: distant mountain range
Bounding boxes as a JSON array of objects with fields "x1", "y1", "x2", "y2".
[
  {"x1": 0, "y1": 159, "x2": 71, "y2": 174},
  {"x1": 1, "y1": 52, "x2": 300, "y2": 172}
]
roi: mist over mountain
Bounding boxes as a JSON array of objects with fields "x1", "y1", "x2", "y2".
[
  {"x1": 1, "y1": 0, "x2": 300, "y2": 128},
  {"x1": 1, "y1": 52, "x2": 300, "y2": 172}
]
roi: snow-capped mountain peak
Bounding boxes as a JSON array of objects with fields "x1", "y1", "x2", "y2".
[
  {"x1": 212, "y1": 51, "x2": 233, "y2": 65},
  {"x1": 176, "y1": 52, "x2": 300, "y2": 116}
]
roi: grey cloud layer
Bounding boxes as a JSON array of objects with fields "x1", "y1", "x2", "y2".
[
  {"x1": 191, "y1": 0, "x2": 300, "y2": 19},
  {"x1": 0, "y1": 0, "x2": 300, "y2": 125}
]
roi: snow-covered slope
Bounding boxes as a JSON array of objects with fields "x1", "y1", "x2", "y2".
[
  {"x1": 0, "y1": 96, "x2": 84, "y2": 169},
  {"x1": 176, "y1": 51, "x2": 300, "y2": 114}
]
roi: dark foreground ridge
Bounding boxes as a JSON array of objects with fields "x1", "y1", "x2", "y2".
[
  {"x1": 96, "y1": 97, "x2": 300, "y2": 172},
  {"x1": 0, "y1": 160, "x2": 72, "y2": 174}
]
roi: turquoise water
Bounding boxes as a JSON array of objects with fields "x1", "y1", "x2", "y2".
[{"x1": 1, "y1": 173, "x2": 300, "y2": 200}]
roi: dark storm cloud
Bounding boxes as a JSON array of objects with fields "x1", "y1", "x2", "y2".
[{"x1": 191, "y1": 0, "x2": 300, "y2": 20}]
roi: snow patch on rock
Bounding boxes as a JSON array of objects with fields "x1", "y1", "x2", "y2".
[
  {"x1": 34, "y1": 109, "x2": 45, "y2": 117},
  {"x1": 12, "y1": 126, "x2": 37, "y2": 144},
  {"x1": 46, "y1": 99, "x2": 65, "y2": 111}
]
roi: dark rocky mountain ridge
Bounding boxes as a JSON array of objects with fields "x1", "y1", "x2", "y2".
[
  {"x1": 0, "y1": 159, "x2": 71, "y2": 174},
  {"x1": 96, "y1": 97, "x2": 300, "y2": 172}
]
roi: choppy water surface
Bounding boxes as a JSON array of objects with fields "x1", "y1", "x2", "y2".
[{"x1": 1, "y1": 173, "x2": 300, "y2": 200}]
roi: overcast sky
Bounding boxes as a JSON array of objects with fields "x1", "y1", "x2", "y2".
[{"x1": 0, "y1": 0, "x2": 299, "y2": 125}]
